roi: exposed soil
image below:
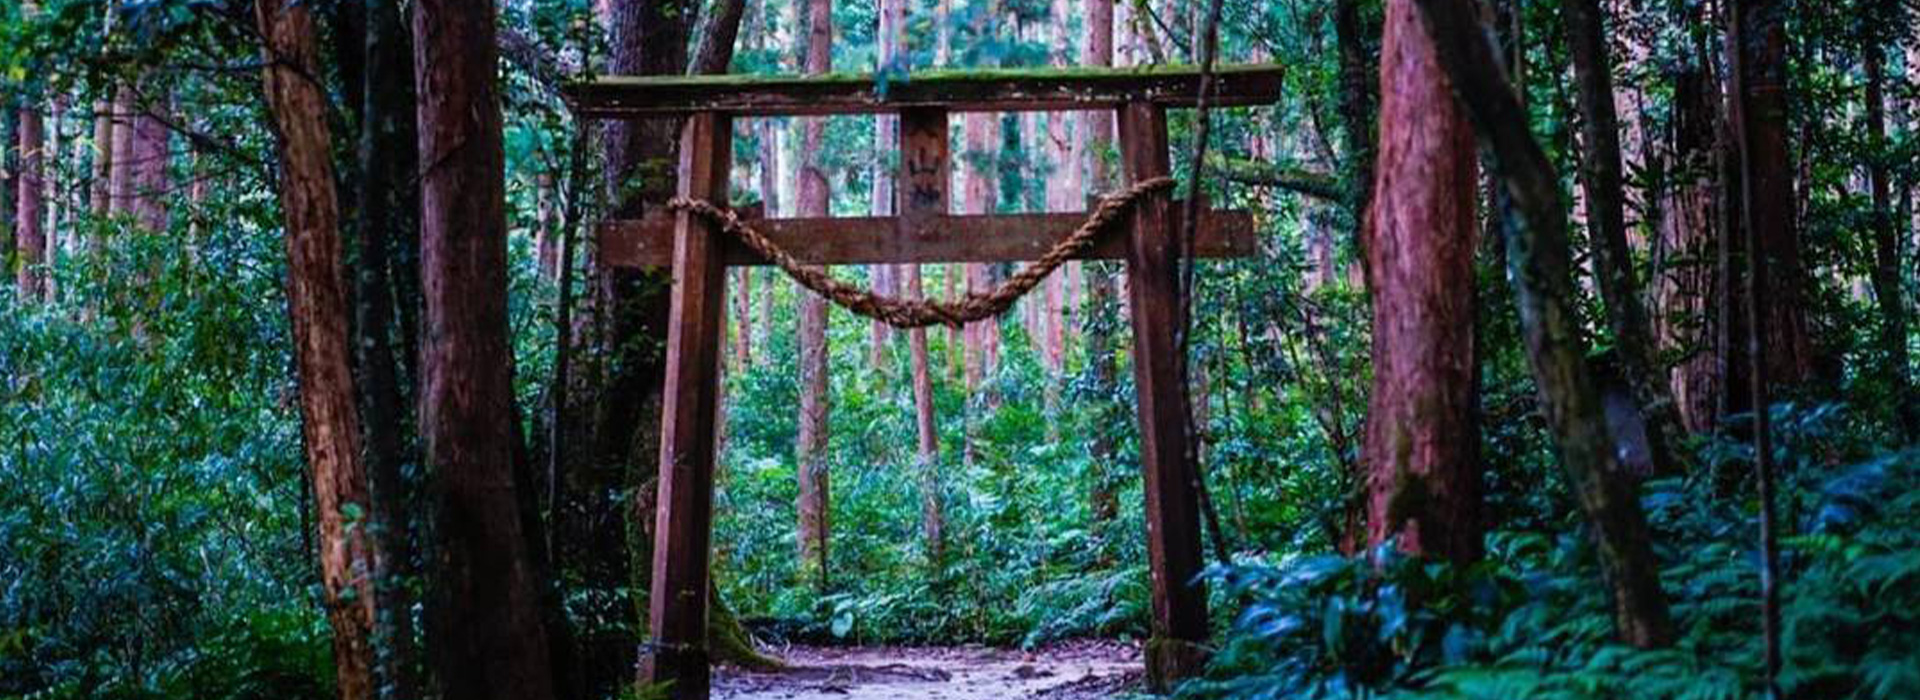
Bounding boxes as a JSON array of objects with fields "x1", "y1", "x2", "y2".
[{"x1": 713, "y1": 640, "x2": 1143, "y2": 700}]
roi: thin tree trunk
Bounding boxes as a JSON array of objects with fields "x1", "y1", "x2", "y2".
[
  {"x1": 795, "y1": 0, "x2": 834, "y2": 591},
  {"x1": 1084, "y1": 0, "x2": 1122, "y2": 527},
  {"x1": 907, "y1": 265, "x2": 942, "y2": 567},
  {"x1": 46, "y1": 98, "x2": 65, "y2": 300},
  {"x1": 535, "y1": 173, "x2": 558, "y2": 279},
  {"x1": 107, "y1": 86, "x2": 132, "y2": 218},
  {"x1": 1042, "y1": 0, "x2": 1078, "y2": 380},
  {"x1": 122, "y1": 84, "x2": 170, "y2": 233},
  {"x1": 254, "y1": 1, "x2": 379, "y2": 696},
  {"x1": 735, "y1": 267, "x2": 753, "y2": 369},
  {"x1": 16, "y1": 107, "x2": 44, "y2": 300},
  {"x1": 1562, "y1": 0, "x2": 1683, "y2": 473},
  {"x1": 1334, "y1": 0, "x2": 1378, "y2": 227},
  {"x1": 1729, "y1": 0, "x2": 1785, "y2": 687},
  {"x1": 1726, "y1": 0, "x2": 1811, "y2": 384},
  {"x1": 411, "y1": 0, "x2": 558, "y2": 696},
  {"x1": 869, "y1": 0, "x2": 902, "y2": 371},
  {"x1": 1861, "y1": 11, "x2": 1916, "y2": 438},
  {"x1": 961, "y1": 111, "x2": 997, "y2": 470},
  {"x1": 356, "y1": 0, "x2": 423, "y2": 695},
  {"x1": 1408, "y1": 0, "x2": 1676, "y2": 648},
  {"x1": 1361, "y1": 0, "x2": 1481, "y2": 563},
  {"x1": 90, "y1": 98, "x2": 113, "y2": 217}
]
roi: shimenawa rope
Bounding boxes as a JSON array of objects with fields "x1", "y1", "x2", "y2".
[{"x1": 666, "y1": 176, "x2": 1176, "y2": 329}]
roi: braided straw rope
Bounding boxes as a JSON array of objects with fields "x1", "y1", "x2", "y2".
[{"x1": 667, "y1": 176, "x2": 1177, "y2": 329}]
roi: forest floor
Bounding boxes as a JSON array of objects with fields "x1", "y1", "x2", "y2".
[{"x1": 712, "y1": 640, "x2": 1142, "y2": 699}]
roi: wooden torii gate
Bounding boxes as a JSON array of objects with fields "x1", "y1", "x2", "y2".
[{"x1": 567, "y1": 64, "x2": 1282, "y2": 699}]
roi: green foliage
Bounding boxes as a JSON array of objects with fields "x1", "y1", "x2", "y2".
[
  {"x1": 1, "y1": 214, "x2": 327, "y2": 698},
  {"x1": 1185, "y1": 407, "x2": 1920, "y2": 700}
]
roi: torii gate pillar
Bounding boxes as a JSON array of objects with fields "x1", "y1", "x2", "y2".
[{"x1": 1118, "y1": 100, "x2": 1210, "y2": 689}]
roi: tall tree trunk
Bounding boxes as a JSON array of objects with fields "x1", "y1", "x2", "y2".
[
  {"x1": 907, "y1": 264, "x2": 942, "y2": 567},
  {"x1": 962, "y1": 111, "x2": 1001, "y2": 387},
  {"x1": 1407, "y1": 0, "x2": 1676, "y2": 648},
  {"x1": 591, "y1": 2, "x2": 688, "y2": 688},
  {"x1": 411, "y1": 0, "x2": 558, "y2": 697},
  {"x1": 868, "y1": 0, "x2": 902, "y2": 372},
  {"x1": 535, "y1": 173, "x2": 558, "y2": 279},
  {"x1": 1562, "y1": 0, "x2": 1682, "y2": 473},
  {"x1": 795, "y1": 0, "x2": 834, "y2": 590},
  {"x1": 356, "y1": 0, "x2": 423, "y2": 695},
  {"x1": 1334, "y1": 0, "x2": 1378, "y2": 227},
  {"x1": 1726, "y1": 0, "x2": 1811, "y2": 384},
  {"x1": 121, "y1": 83, "x2": 170, "y2": 233},
  {"x1": 1654, "y1": 42, "x2": 1724, "y2": 435},
  {"x1": 1361, "y1": 0, "x2": 1481, "y2": 563},
  {"x1": 2, "y1": 112, "x2": 12, "y2": 280},
  {"x1": 107, "y1": 86, "x2": 132, "y2": 218},
  {"x1": 1861, "y1": 9, "x2": 1916, "y2": 438},
  {"x1": 1042, "y1": 0, "x2": 1078, "y2": 380},
  {"x1": 90, "y1": 98, "x2": 112, "y2": 216},
  {"x1": 1084, "y1": 0, "x2": 1123, "y2": 527},
  {"x1": 45, "y1": 98, "x2": 64, "y2": 292},
  {"x1": 1731, "y1": 5, "x2": 1783, "y2": 688},
  {"x1": 16, "y1": 107, "x2": 44, "y2": 300},
  {"x1": 961, "y1": 111, "x2": 997, "y2": 470},
  {"x1": 254, "y1": 1, "x2": 379, "y2": 696}
]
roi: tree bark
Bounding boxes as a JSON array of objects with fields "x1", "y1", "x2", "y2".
[
  {"x1": 254, "y1": 1, "x2": 379, "y2": 696},
  {"x1": 1407, "y1": 0, "x2": 1676, "y2": 649},
  {"x1": 1361, "y1": 0, "x2": 1481, "y2": 564},
  {"x1": 908, "y1": 264, "x2": 943, "y2": 567},
  {"x1": 1654, "y1": 44, "x2": 1724, "y2": 435},
  {"x1": 1334, "y1": 0, "x2": 1378, "y2": 227},
  {"x1": 691, "y1": 0, "x2": 747, "y2": 75},
  {"x1": 795, "y1": 0, "x2": 834, "y2": 590},
  {"x1": 16, "y1": 107, "x2": 44, "y2": 300},
  {"x1": 1729, "y1": 4, "x2": 1783, "y2": 687},
  {"x1": 90, "y1": 98, "x2": 113, "y2": 216},
  {"x1": 869, "y1": 0, "x2": 904, "y2": 370},
  {"x1": 587, "y1": 4, "x2": 689, "y2": 689},
  {"x1": 962, "y1": 111, "x2": 1001, "y2": 390},
  {"x1": 111, "y1": 81, "x2": 170, "y2": 233},
  {"x1": 411, "y1": 0, "x2": 558, "y2": 696},
  {"x1": 1042, "y1": 0, "x2": 1079, "y2": 379},
  {"x1": 1725, "y1": 0, "x2": 1811, "y2": 384},
  {"x1": 1861, "y1": 9, "x2": 1916, "y2": 438},
  {"x1": 355, "y1": 0, "x2": 423, "y2": 695},
  {"x1": 1084, "y1": 0, "x2": 1123, "y2": 527},
  {"x1": 1562, "y1": 0, "x2": 1682, "y2": 473}
]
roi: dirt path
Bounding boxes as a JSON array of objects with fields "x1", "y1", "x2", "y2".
[{"x1": 712, "y1": 641, "x2": 1142, "y2": 700}]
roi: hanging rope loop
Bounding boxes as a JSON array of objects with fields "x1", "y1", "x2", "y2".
[{"x1": 667, "y1": 176, "x2": 1176, "y2": 329}]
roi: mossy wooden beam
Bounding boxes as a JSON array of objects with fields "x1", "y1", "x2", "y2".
[{"x1": 565, "y1": 64, "x2": 1283, "y2": 117}]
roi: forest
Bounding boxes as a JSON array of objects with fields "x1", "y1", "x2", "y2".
[{"x1": 2, "y1": 0, "x2": 1918, "y2": 697}]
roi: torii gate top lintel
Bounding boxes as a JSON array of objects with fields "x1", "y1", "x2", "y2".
[
  {"x1": 565, "y1": 63, "x2": 1284, "y2": 118},
  {"x1": 574, "y1": 63, "x2": 1283, "y2": 700}
]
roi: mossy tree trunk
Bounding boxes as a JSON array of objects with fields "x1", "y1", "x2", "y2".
[{"x1": 1408, "y1": 0, "x2": 1676, "y2": 649}]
